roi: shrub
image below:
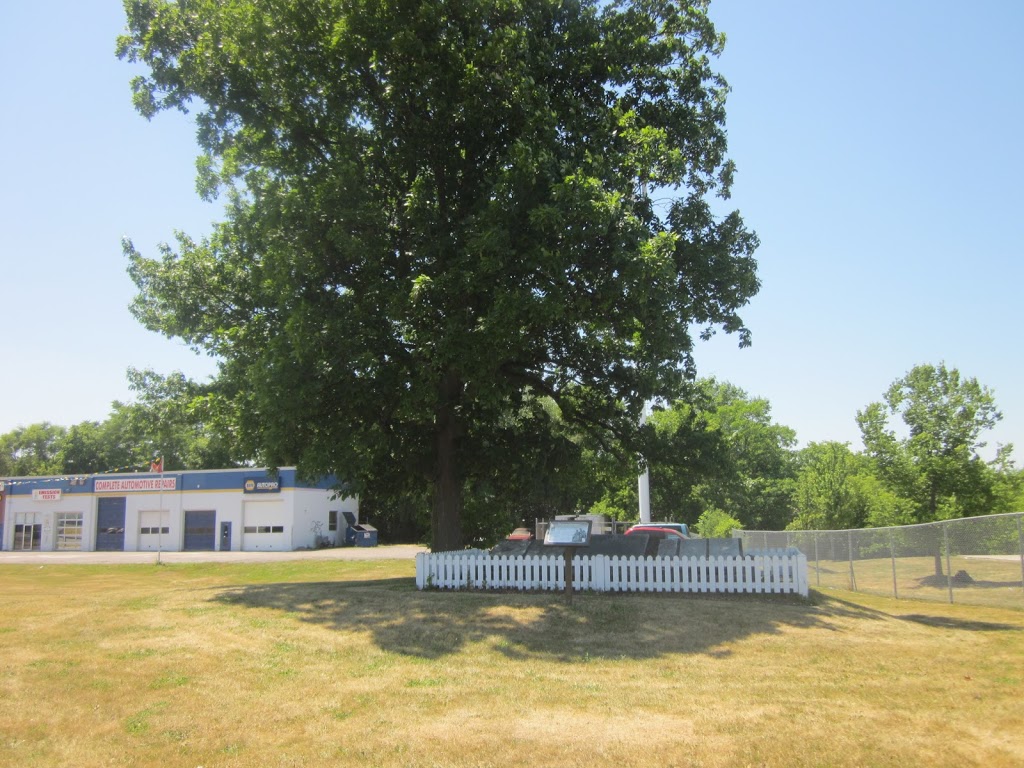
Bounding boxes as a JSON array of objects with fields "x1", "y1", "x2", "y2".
[{"x1": 696, "y1": 507, "x2": 744, "y2": 538}]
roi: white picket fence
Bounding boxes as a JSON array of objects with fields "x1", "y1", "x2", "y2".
[{"x1": 415, "y1": 552, "x2": 809, "y2": 597}]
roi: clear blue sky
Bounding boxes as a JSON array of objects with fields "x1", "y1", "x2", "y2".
[{"x1": 1, "y1": 1, "x2": 1022, "y2": 459}]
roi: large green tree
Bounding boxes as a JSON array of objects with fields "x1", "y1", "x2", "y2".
[
  {"x1": 857, "y1": 362, "x2": 1011, "y2": 524},
  {"x1": 118, "y1": 0, "x2": 759, "y2": 550}
]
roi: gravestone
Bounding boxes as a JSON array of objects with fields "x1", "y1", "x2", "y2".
[
  {"x1": 707, "y1": 538, "x2": 742, "y2": 557},
  {"x1": 657, "y1": 538, "x2": 681, "y2": 557},
  {"x1": 492, "y1": 531, "x2": 721, "y2": 560},
  {"x1": 587, "y1": 533, "x2": 649, "y2": 558},
  {"x1": 680, "y1": 538, "x2": 709, "y2": 558},
  {"x1": 525, "y1": 540, "x2": 563, "y2": 558},
  {"x1": 491, "y1": 539, "x2": 532, "y2": 557}
]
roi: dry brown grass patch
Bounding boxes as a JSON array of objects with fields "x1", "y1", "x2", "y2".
[{"x1": 0, "y1": 560, "x2": 1021, "y2": 767}]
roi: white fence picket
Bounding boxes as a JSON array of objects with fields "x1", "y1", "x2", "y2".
[
  {"x1": 415, "y1": 551, "x2": 809, "y2": 596},
  {"x1": 750, "y1": 555, "x2": 763, "y2": 593}
]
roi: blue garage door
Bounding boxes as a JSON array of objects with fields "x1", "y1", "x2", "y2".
[
  {"x1": 96, "y1": 497, "x2": 127, "y2": 551},
  {"x1": 184, "y1": 510, "x2": 216, "y2": 551}
]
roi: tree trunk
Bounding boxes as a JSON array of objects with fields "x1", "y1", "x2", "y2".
[
  {"x1": 933, "y1": 550, "x2": 944, "y2": 578},
  {"x1": 430, "y1": 371, "x2": 464, "y2": 552}
]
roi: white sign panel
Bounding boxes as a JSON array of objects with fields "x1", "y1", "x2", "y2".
[
  {"x1": 32, "y1": 489, "x2": 62, "y2": 501},
  {"x1": 94, "y1": 478, "x2": 178, "y2": 493}
]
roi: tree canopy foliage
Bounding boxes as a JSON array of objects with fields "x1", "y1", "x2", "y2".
[
  {"x1": 857, "y1": 362, "x2": 1014, "y2": 523},
  {"x1": 648, "y1": 379, "x2": 796, "y2": 528},
  {"x1": 583, "y1": 378, "x2": 796, "y2": 530},
  {"x1": 118, "y1": 0, "x2": 760, "y2": 550},
  {"x1": 0, "y1": 423, "x2": 67, "y2": 478},
  {"x1": 787, "y1": 441, "x2": 911, "y2": 531}
]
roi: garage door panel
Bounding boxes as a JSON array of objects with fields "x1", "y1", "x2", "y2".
[
  {"x1": 184, "y1": 510, "x2": 216, "y2": 551},
  {"x1": 242, "y1": 503, "x2": 289, "y2": 551},
  {"x1": 96, "y1": 497, "x2": 126, "y2": 551}
]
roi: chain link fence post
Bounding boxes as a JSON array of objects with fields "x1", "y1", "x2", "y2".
[
  {"x1": 1018, "y1": 516, "x2": 1024, "y2": 594},
  {"x1": 814, "y1": 531, "x2": 821, "y2": 588},
  {"x1": 847, "y1": 529, "x2": 857, "y2": 592},
  {"x1": 943, "y1": 522, "x2": 953, "y2": 604},
  {"x1": 889, "y1": 528, "x2": 898, "y2": 599}
]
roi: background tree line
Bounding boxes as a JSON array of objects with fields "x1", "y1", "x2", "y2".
[
  {"x1": 4, "y1": 362, "x2": 1021, "y2": 545},
  {"x1": 0, "y1": 368, "x2": 239, "y2": 478}
]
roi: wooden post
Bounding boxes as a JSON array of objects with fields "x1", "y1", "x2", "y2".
[{"x1": 543, "y1": 520, "x2": 592, "y2": 604}]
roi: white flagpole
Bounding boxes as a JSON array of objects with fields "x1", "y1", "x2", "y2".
[
  {"x1": 636, "y1": 181, "x2": 653, "y2": 526},
  {"x1": 638, "y1": 402, "x2": 651, "y2": 524},
  {"x1": 638, "y1": 467, "x2": 651, "y2": 524},
  {"x1": 155, "y1": 456, "x2": 163, "y2": 565}
]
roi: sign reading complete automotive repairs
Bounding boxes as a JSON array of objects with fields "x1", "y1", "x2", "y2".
[{"x1": 95, "y1": 478, "x2": 178, "y2": 493}]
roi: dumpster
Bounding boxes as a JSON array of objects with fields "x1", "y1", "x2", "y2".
[
  {"x1": 340, "y1": 511, "x2": 377, "y2": 547},
  {"x1": 353, "y1": 523, "x2": 378, "y2": 547}
]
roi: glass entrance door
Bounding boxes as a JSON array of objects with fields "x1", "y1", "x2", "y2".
[{"x1": 13, "y1": 513, "x2": 41, "y2": 550}]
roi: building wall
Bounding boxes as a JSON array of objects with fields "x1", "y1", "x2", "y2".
[
  {"x1": 291, "y1": 488, "x2": 359, "y2": 549},
  {"x1": 0, "y1": 468, "x2": 357, "y2": 553}
]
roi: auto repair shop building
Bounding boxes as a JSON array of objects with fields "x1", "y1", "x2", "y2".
[{"x1": 0, "y1": 467, "x2": 358, "y2": 553}]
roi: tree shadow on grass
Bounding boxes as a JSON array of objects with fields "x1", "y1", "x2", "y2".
[
  {"x1": 915, "y1": 574, "x2": 1024, "y2": 590},
  {"x1": 821, "y1": 593, "x2": 1024, "y2": 632},
  {"x1": 208, "y1": 578, "x2": 897, "y2": 662},
  {"x1": 896, "y1": 614, "x2": 1023, "y2": 632}
]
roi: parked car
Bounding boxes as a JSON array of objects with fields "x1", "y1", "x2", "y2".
[
  {"x1": 624, "y1": 525, "x2": 688, "y2": 540},
  {"x1": 506, "y1": 527, "x2": 534, "y2": 541},
  {"x1": 648, "y1": 522, "x2": 690, "y2": 538}
]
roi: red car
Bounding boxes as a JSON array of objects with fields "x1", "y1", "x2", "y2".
[{"x1": 506, "y1": 527, "x2": 534, "y2": 541}]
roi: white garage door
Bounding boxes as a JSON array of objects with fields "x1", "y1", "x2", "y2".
[{"x1": 242, "y1": 502, "x2": 290, "y2": 551}]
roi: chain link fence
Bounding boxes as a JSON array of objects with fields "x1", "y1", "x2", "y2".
[{"x1": 734, "y1": 512, "x2": 1024, "y2": 609}]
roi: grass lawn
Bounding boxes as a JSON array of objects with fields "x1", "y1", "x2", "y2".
[
  {"x1": 1, "y1": 559, "x2": 1021, "y2": 767},
  {"x1": 810, "y1": 555, "x2": 1024, "y2": 610}
]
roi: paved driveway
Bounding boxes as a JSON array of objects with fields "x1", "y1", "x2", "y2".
[{"x1": 0, "y1": 545, "x2": 427, "y2": 565}]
